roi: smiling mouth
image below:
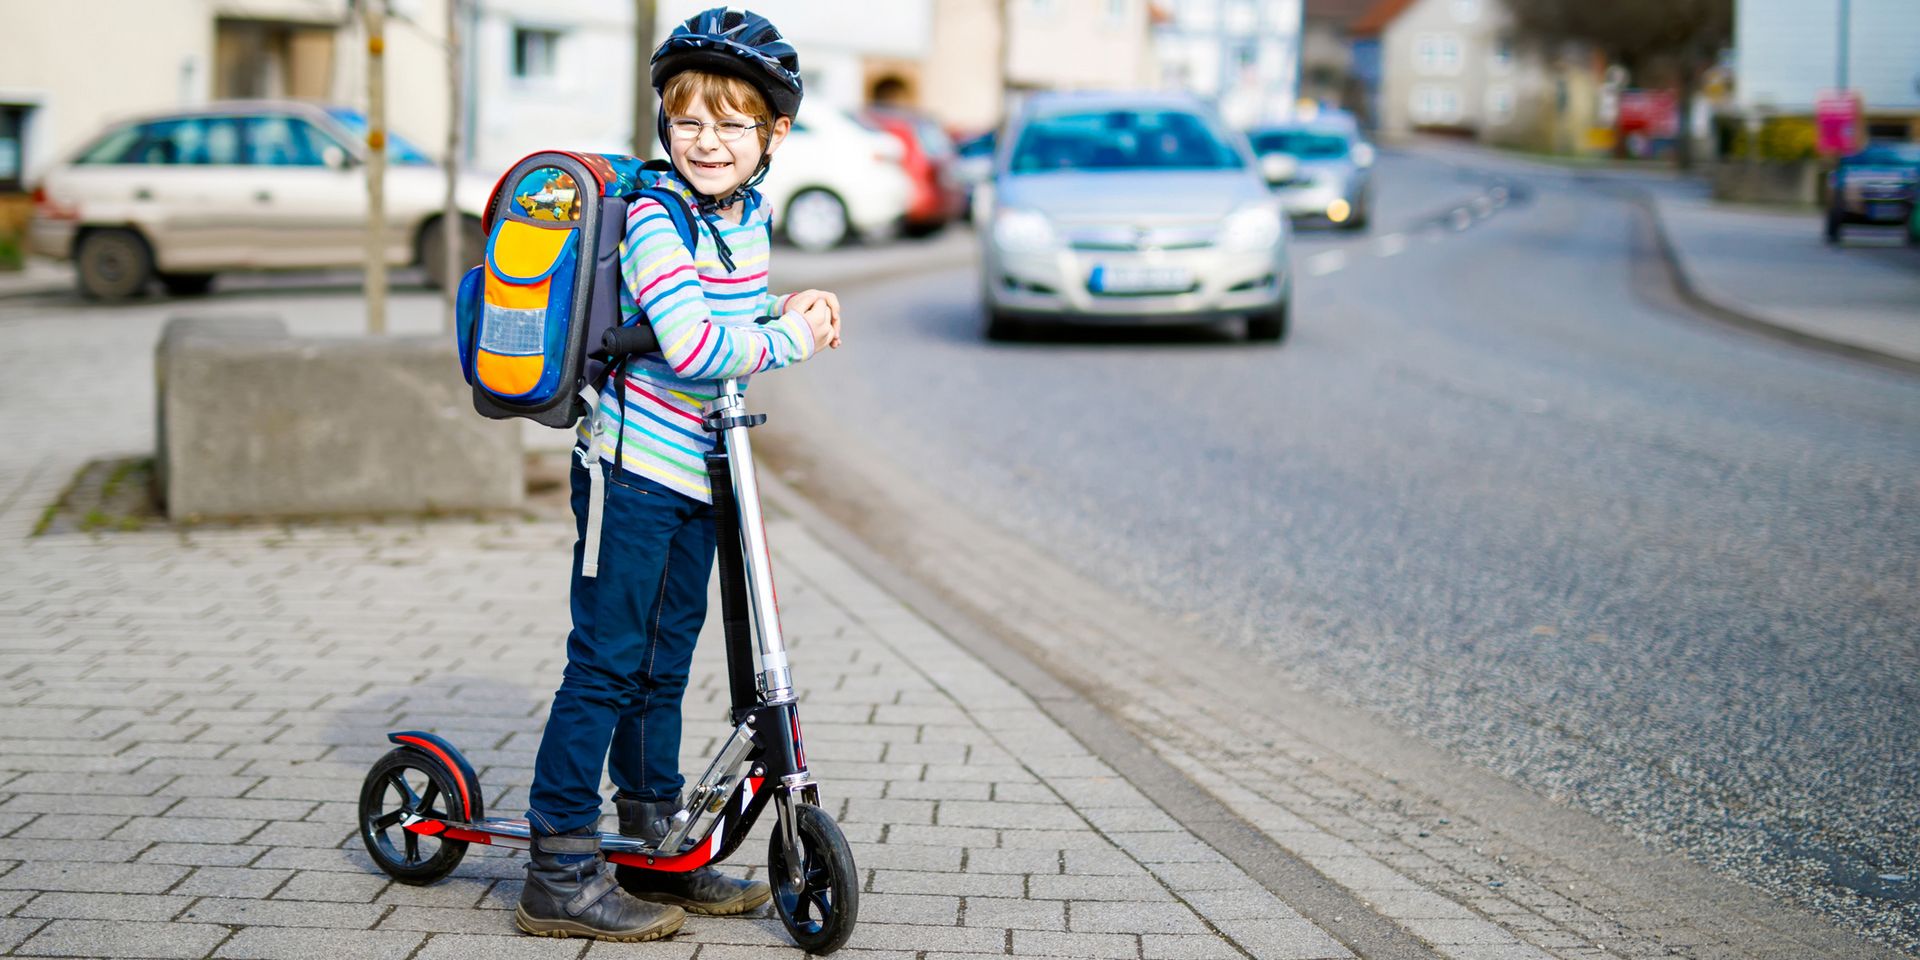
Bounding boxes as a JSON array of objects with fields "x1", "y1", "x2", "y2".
[{"x1": 692, "y1": 160, "x2": 731, "y2": 171}]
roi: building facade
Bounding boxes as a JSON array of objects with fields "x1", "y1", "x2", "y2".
[
  {"x1": 1153, "y1": 0, "x2": 1304, "y2": 128},
  {"x1": 1733, "y1": 0, "x2": 1920, "y2": 138}
]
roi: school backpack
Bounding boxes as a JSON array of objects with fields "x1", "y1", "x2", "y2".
[{"x1": 453, "y1": 152, "x2": 698, "y2": 428}]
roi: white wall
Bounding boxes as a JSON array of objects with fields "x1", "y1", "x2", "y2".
[
  {"x1": 1735, "y1": 0, "x2": 1920, "y2": 111},
  {"x1": 652, "y1": 0, "x2": 934, "y2": 115},
  {"x1": 469, "y1": 0, "x2": 636, "y2": 171}
]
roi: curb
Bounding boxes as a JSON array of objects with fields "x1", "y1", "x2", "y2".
[{"x1": 1629, "y1": 189, "x2": 1920, "y2": 377}]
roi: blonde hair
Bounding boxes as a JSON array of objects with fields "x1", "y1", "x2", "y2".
[{"x1": 662, "y1": 71, "x2": 775, "y2": 151}]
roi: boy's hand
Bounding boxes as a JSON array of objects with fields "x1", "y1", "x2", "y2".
[
  {"x1": 802, "y1": 300, "x2": 837, "y2": 352},
  {"x1": 787, "y1": 289, "x2": 842, "y2": 349}
]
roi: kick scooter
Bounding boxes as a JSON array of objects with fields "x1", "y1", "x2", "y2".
[{"x1": 357, "y1": 369, "x2": 859, "y2": 954}]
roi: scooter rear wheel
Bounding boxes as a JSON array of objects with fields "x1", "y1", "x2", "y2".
[
  {"x1": 359, "y1": 748, "x2": 472, "y2": 885},
  {"x1": 768, "y1": 803, "x2": 859, "y2": 954}
]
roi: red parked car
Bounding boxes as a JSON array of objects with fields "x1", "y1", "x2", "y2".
[{"x1": 861, "y1": 107, "x2": 966, "y2": 236}]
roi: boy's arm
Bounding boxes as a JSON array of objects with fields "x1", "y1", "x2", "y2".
[{"x1": 621, "y1": 198, "x2": 814, "y2": 379}]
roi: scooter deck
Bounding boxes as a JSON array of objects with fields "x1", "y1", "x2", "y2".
[{"x1": 404, "y1": 814, "x2": 752, "y2": 872}]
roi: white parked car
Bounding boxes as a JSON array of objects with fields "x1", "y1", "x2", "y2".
[
  {"x1": 30, "y1": 100, "x2": 493, "y2": 300},
  {"x1": 760, "y1": 106, "x2": 910, "y2": 252}
]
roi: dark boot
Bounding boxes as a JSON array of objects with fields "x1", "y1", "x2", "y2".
[
  {"x1": 516, "y1": 828, "x2": 686, "y2": 941},
  {"x1": 615, "y1": 794, "x2": 772, "y2": 916}
]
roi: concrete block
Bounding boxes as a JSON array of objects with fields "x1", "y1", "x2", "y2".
[{"x1": 156, "y1": 315, "x2": 522, "y2": 520}]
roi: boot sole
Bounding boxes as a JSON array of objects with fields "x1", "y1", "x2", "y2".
[
  {"x1": 634, "y1": 883, "x2": 773, "y2": 917},
  {"x1": 514, "y1": 905, "x2": 686, "y2": 942}
]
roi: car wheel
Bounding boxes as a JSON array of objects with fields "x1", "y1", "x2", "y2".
[
  {"x1": 984, "y1": 307, "x2": 1024, "y2": 341},
  {"x1": 76, "y1": 229, "x2": 153, "y2": 301},
  {"x1": 785, "y1": 189, "x2": 850, "y2": 253},
  {"x1": 159, "y1": 273, "x2": 216, "y2": 296},
  {"x1": 1248, "y1": 299, "x2": 1289, "y2": 342},
  {"x1": 422, "y1": 214, "x2": 486, "y2": 293}
]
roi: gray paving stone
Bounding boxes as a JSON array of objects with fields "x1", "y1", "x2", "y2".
[
  {"x1": 375, "y1": 876, "x2": 494, "y2": 908},
  {"x1": 214, "y1": 926, "x2": 427, "y2": 960},
  {"x1": 1142, "y1": 933, "x2": 1244, "y2": 959},
  {"x1": 1062, "y1": 848, "x2": 1149, "y2": 877},
  {"x1": 1358, "y1": 888, "x2": 1479, "y2": 920},
  {"x1": 4, "y1": 772, "x2": 178, "y2": 796},
  {"x1": 273, "y1": 868, "x2": 391, "y2": 902},
  {"x1": 0, "y1": 793, "x2": 176, "y2": 816},
  {"x1": 938, "y1": 799, "x2": 1087, "y2": 831},
  {"x1": 0, "y1": 918, "x2": 47, "y2": 953},
  {"x1": 835, "y1": 921, "x2": 1009, "y2": 953},
  {"x1": 581, "y1": 940, "x2": 698, "y2": 958},
  {"x1": 885, "y1": 824, "x2": 1001, "y2": 847},
  {"x1": 963, "y1": 896, "x2": 1067, "y2": 930},
  {"x1": 0, "y1": 860, "x2": 190, "y2": 893},
  {"x1": 10, "y1": 813, "x2": 127, "y2": 839},
  {"x1": 850, "y1": 842, "x2": 964, "y2": 872},
  {"x1": 249, "y1": 820, "x2": 357, "y2": 846},
  {"x1": 15, "y1": 918, "x2": 229, "y2": 958},
  {"x1": 1213, "y1": 918, "x2": 1354, "y2": 959},
  {"x1": 180, "y1": 896, "x2": 386, "y2": 929},
  {"x1": 1011, "y1": 928, "x2": 1139, "y2": 956},
  {"x1": 872, "y1": 869, "x2": 1025, "y2": 898},
  {"x1": 1434, "y1": 944, "x2": 1559, "y2": 960},
  {"x1": 1070, "y1": 899, "x2": 1212, "y2": 935},
  {"x1": 173, "y1": 865, "x2": 296, "y2": 898},
  {"x1": 965, "y1": 846, "x2": 1065, "y2": 875},
  {"x1": 860, "y1": 892, "x2": 962, "y2": 925},
  {"x1": 375, "y1": 905, "x2": 503, "y2": 933},
  {"x1": 1145, "y1": 862, "x2": 1260, "y2": 893},
  {"x1": 110, "y1": 814, "x2": 267, "y2": 844},
  {"x1": 1105, "y1": 832, "x2": 1229, "y2": 864},
  {"x1": 1399, "y1": 916, "x2": 1520, "y2": 946},
  {"x1": 412, "y1": 932, "x2": 586, "y2": 959},
  {"x1": 15, "y1": 891, "x2": 194, "y2": 921},
  {"x1": 1029, "y1": 873, "x2": 1176, "y2": 902},
  {"x1": 1177, "y1": 887, "x2": 1303, "y2": 921}
]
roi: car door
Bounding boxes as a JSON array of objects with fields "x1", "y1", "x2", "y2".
[
  {"x1": 71, "y1": 116, "x2": 249, "y2": 271},
  {"x1": 240, "y1": 113, "x2": 368, "y2": 268}
]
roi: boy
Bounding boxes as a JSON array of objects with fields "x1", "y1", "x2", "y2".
[{"x1": 514, "y1": 8, "x2": 840, "y2": 943}]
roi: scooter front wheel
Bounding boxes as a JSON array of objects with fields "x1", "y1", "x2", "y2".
[
  {"x1": 768, "y1": 802, "x2": 859, "y2": 954},
  {"x1": 359, "y1": 747, "x2": 471, "y2": 885}
]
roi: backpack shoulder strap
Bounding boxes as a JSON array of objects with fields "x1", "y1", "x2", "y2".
[{"x1": 632, "y1": 187, "x2": 700, "y2": 260}]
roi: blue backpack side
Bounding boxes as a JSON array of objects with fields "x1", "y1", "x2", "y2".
[{"x1": 454, "y1": 153, "x2": 698, "y2": 428}]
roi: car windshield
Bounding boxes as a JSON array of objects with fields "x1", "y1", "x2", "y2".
[
  {"x1": 1249, "y1": 130, "x2": 1351, "y2": 160},
  {"x1": 324, "y1": 108, "x2": 435, "y2": 166},
  {"x1": 1847, "y1": 142, "x2": 1920, "y2": 166},
  {"x1": 1010, "y1": 109, "x2": 1244, "y2": 173}
]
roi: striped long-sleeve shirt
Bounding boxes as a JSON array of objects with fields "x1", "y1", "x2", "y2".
[{"x1": 575, "y1": 171, "x2": 815, "y2": 502}]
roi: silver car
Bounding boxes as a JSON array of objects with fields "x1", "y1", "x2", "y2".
[
  {"x1": 30, "y1": 101, "x2": 492, "y2": 300},
  {"x1": 1248, "y1": 122, "x2": 1375, "y2": 230},
  {"x1": 979, "y1": 92, "x2": 1292, "y2": 342}
]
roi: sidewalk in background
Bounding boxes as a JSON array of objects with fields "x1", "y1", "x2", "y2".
[
  {"x1": 1404, "y1": 138, "x2": 1920, "y2": 370},
  {"x1": 0, "y1": 258, "x2": 71, "y2": 300}
]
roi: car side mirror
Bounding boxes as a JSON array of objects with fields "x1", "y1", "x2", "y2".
[
  {"x1": 322, "y1": 146, "x2": 355, "y2": 171},
  {"x1": 1260, "y1": 153, "x2": 1300, "y2": 185}
]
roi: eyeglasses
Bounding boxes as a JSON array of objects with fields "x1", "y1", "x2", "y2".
[{"x1": 666, "y1": 118, "x2": 761, "y2": 143}]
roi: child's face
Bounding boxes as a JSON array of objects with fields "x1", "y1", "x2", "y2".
[{"x1": 668, "y1": 92, "x2": 790, "y2": 201}]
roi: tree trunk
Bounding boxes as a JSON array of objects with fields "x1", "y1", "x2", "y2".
[
  {"x1": 443, "y1": 0, "x2": 463, "y2": 329},
  {"x1": 363, "y1": 0, "x2": 388, "y2": 335},
  {"x1": 633, "y1": 0, "x2": 657, "y2": 158},
  {"x1": 1674, "y1": 54, "x2": 1700, "y2": 172}
]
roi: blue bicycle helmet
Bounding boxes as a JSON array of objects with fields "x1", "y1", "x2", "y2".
[{"x1": 651, "y1": 8, "x2": 804, "y2": 120}]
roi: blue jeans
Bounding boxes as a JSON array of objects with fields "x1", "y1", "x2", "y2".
[{"x1": 526, "y1": 459, "x2": 716, "y2": 835}]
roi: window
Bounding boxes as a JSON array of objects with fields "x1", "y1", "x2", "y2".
[
  {"x1": 1417, "y1": 34, "x2": 1461, "y2": 74},
  {"x1": 1485, "y1": 86, "x2": 1513, "y2": 124},
  {"x1": 1490, "y1": 36, "x2": 1514, "y2": 72},
  {"x1": 1011, "y1": 109, "x2": 1244, "y2": 173},
  {"x1": 243, "y1": 115, "x2": 334, "y2": 166},
  {"x1": 512, "y1": 26, "x2": 561, "y2": 80},
  {"x1": 1438, "y1": 35, "x2": 1461, "y2": 72},
  {"x1": 0, "y1": 105, "x2": 28, "y2": 191},
  {"x1": 1412, "y1": 85, "x2": 1460, "y2": 124},
  {"x1": 105, "y1": 117, "x2": 246, "y2": 166}
]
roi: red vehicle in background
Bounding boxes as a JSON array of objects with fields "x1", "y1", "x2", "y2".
[{"x1": 861, "y1": 107, "x2": 966, "y2": 236}]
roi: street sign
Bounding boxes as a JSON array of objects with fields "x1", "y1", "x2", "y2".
[{"x1": 1815, "y1": 90, "x2": 1863, "y2": 156}]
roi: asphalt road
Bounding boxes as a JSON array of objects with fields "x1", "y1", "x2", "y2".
[{"x1": 759, "y1": 149, "x2": 1920, "y2": 952}]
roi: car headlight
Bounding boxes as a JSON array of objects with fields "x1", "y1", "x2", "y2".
[
  {"x1": 1219, "y1": 206, "x2": 1283, "y2": 251},
  {"x1": 992, "y1": 207, "x2": 1058, "y2": 253}
]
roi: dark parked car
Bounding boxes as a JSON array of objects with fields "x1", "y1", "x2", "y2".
[{"x1": 1826, "y1": 140, "x2": 1920, "y2": 244}]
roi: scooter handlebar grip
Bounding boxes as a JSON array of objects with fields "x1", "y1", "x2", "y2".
[{"x1": 602, "y1": 325, "x2": 660, "y2": 357}]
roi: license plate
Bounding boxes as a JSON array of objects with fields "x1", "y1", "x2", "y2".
[
  {"x1": 1088, "y1": 265, "x2": 1193, "y2": 294},
  {"x1": 1866, "y1": 203, "x2": 1905, "y2": 220}
]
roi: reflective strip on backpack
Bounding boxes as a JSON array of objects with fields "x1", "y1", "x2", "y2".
[{"x1": 577, "y1": 385, "x2": 607, "y2": 579}]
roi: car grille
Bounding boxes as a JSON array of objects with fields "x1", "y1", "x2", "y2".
[{"x1": 1067, "y1": 225, "x2": 1216, "y2": 252}]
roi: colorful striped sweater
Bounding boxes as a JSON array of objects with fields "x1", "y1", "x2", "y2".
[{"x1": 575, "y1": 170, "x2": 815, "y2": 502}]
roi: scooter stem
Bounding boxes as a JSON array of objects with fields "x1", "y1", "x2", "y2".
[{"x1": 705, "y1": 377, "x2": 793, "y2": 703}]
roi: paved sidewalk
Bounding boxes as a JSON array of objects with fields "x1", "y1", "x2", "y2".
[
  {"x1": 1644, "y1": 188, "x2": 1920, "y2": 366},
  {"x1": 1400, "y1": 138, "x2": 1920, "y2": 369}
]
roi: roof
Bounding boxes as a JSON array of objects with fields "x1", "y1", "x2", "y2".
[
  {"x1": 1349, "y1": 0, "x2": 1420, "y2": 37},
  {"x1": 1304, "y1": 0, "x2": 1383, "y2": 27}
]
